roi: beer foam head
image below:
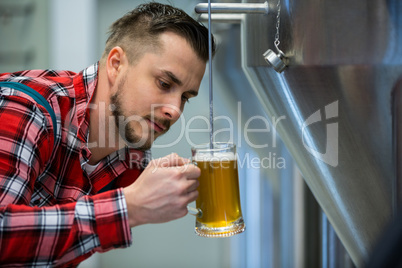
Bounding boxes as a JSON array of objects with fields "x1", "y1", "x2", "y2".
[{"x1": 193, "y1": 152, "x2": 236, "y2": 162}]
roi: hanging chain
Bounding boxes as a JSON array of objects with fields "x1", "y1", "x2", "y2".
[{"x1": 274, "y1": 0, "x2": 285, "y2": 57}]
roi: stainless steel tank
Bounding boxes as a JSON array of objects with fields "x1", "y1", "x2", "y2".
[{"x1": 196, "y1": 0, "x2": 402, "y2": 266}]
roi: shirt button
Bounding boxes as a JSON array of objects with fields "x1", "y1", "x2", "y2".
[{"x1": 33, "y1": 198, "x2": 42, "y2": 205}]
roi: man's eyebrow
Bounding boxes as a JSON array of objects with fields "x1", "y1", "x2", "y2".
[
  {"x1": 162, "y1": 70, "x2": 198, "y2": 96},
  {"x1": 187, "y1": 90, "x2": 198, "y2": 97},
  {"x1": 163, "y1": 70, "x2": 183, "y2": 86}
]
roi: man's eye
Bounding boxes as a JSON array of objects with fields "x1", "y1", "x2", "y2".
[
  {"x1": 182, "y1": 95, "x2": 190, "y2": 103},
  {"x1": 159, "y1": 80, "x2": 171, "y2": 89}
]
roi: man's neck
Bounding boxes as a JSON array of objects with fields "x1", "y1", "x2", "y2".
[{"x1": 87, "y1": 65, "x2": 122, "y2": 165}]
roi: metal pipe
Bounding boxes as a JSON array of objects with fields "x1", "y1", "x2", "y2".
[
  {"x1": 198, "y1": 14, "x2": 244, "y2": 23},
  {"x1": 195, "y1": 1, "x2": 269, "y2": 14},
  {"x1": 393, "y1": 79, "x2": 402, "y2": 213}
]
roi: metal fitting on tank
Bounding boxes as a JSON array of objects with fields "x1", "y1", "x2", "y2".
[{"x1": 263, "y1": 49, "x2": 287, "y2": 73}]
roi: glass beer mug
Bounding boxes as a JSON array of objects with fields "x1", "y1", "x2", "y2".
[{"x1": 189, "y1": 142, "x2": 245, "y2": 237}]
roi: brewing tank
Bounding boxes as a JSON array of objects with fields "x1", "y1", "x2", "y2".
[{"x1": 198, "y1": 0, "x2": 402, "y2": 266}]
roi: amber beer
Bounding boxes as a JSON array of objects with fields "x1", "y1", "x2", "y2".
[{"x1": 192, "y1": 143, "x2": 245, "y2": 237}]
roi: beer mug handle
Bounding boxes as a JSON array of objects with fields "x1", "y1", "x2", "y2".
[{"x1": 187, "y1": 206, "x2": 202, "y2": 218}]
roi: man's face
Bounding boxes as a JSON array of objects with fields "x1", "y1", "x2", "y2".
[{"x1": 110, "y1": 31, "x2": 206, "y2": 150}]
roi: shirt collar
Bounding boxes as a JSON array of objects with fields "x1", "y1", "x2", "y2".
[{"x1": 73, "y1": 63, "x2": 99, "y2": 146}]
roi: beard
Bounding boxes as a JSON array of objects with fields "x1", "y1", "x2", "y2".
[{"x1": 110, "y1": 77, "x2": 170, "y2": 150}]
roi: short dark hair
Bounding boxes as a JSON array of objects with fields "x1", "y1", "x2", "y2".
[{"x1": 101, "y1": 2, "x2": 215, "y2": 64}]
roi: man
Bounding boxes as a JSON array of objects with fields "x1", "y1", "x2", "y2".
[{"x1": 0, "y1": 2, "x2": 215, "y2": 267}]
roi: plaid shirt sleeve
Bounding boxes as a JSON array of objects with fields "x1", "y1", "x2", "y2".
[{"x1": 0, "y1": 91, "x2": 132, "y2": 266}]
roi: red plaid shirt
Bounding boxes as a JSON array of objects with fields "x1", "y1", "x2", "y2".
[{"x1": 0, "y1": 63, "x2": 148, "y2": 267}]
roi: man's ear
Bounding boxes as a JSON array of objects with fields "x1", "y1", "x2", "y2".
[{"x1": 106, "y1": 46, "x2": 127, "y2": 86}]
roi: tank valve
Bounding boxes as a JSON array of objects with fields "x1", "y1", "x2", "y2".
[{"x1": 263, "y1": 49, "x2": 287, "y2": 73}]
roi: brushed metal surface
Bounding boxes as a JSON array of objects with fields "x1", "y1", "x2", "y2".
[{"x1": 240, "y1": 0, "x2": 402, "y2": 266}]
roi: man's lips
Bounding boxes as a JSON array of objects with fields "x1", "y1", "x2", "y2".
[{"x1": 147, "y1": 118, "x2": 166, "y2": 133}]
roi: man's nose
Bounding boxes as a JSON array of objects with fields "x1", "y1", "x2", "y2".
[{"x1": 160, "y1": 103, "x2": 182, "y2": 121}]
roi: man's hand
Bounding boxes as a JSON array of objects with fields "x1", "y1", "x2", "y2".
[{"x1": 123, "y1": 153, "x2": 200, "y2": 228}]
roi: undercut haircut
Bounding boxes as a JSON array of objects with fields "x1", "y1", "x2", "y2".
[{"x1": 101, "y1": 2, "x2": 215, "y2": 64}]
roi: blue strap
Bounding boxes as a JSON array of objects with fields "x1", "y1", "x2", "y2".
[{"x1": 0, "y1": 81, "x2": 58, "y2": 145}]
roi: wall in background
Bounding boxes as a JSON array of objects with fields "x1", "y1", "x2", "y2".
[{"x1": 0, "y1": 0, "x2": 49, "y2": 73}]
